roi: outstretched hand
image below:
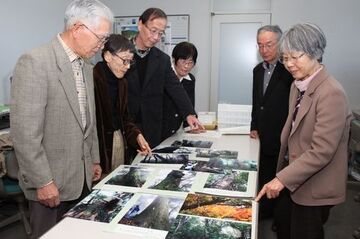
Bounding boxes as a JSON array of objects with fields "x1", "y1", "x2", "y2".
[{"x1": 255, "y1": 177, "x2": 285, "y2": 202}]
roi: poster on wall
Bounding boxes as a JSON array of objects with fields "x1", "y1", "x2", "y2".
[{"x1": 114, "y1": 15, "x2": 189, "y2": 56}]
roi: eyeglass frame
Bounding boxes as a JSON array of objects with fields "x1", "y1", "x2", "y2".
[
  {"x1": 113, "y1": 54, "x2": 135, "y2": 66},
  {"x1": 143, "y1": 24, "x2": 166, "y2": 38},
  {"x1": 81, "y1": 24, "x2": 109, "y2": 45},
  {"x1": 177, "y1": 58, "x2": 195, "y2": 67},
  {"x1": 257, "y1": 41, "x2": 278, "y2": 50},
  {"x1": 279, "y1": 52, "x2": 306, "y2": 64}
]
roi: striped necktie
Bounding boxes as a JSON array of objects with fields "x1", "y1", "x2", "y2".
[{"x1": 292, "y1": 91, "x2": 305, "y2": 126}]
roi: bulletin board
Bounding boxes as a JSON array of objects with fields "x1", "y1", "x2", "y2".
[{"x1": 114, "y1": 15, "x2": 190, "y2": 56}]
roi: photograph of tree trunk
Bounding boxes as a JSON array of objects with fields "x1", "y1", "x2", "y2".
[
  {"x1": 105, "y1": 166, "x2": 153, "y2": 187},
  {"x1": 118, "y1": 194, "x2": 184, "y2": 231},
  {"x1": 64, "y1": 189, "x2": 134, "y2": 223},
  {"x1": 147, "y1": 169, "x2": 196, "y2": 192}
]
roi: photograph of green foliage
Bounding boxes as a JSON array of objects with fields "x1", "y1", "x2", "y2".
[
  {"x1": 204, "y1": 171, "x2": 249, "y2": 192},
  {"x1": 64, "y1": 189, "x2": 133, "y2": 223},
  {"x1": 166, "y1": 215, "x2": 252, "y2": 239}
]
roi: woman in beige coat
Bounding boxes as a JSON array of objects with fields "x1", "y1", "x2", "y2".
[{"x1": 255, "y1": 23, "x2": 352, "y2": 239}]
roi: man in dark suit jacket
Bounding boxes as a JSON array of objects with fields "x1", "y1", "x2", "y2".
[
  {"x1": 250, "y1": 25, "x2": 293, "y2": 220},
  {"x1": 125, "y1": 8, "x2": 203, "y2": 148}
]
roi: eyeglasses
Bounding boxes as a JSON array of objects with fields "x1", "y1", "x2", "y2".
[
  {"x1": 257, "y1": 42, "x2": 277, "y2": 50},
  {"x1": 114, "y1": 54, "x2": 135, "y2": 66},
  {"x1": 279, "y1": 52, "x2": 305, "y2": 64},
  {"x1": 144, "y1": 24, "x2": 165, "y2": 38},
  {"x1": 82, "y1": 24, "x2": 109, "y2": 45},
  {"x1": 178, "y1": 59, "x2": 194, "y2": 67}
]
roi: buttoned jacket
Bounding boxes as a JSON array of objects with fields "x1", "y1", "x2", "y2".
[{"x1": 276, "y1": 67, "x2": 352, "y2": 206}]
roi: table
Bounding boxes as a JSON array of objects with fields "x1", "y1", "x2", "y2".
[{"x1": 42, "y1": 131, "x2": 260, "y2": 239}]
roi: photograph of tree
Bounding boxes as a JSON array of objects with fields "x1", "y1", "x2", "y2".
[
  {"x1": 206, "y1": 158, "x2": 254, "y2": 171},
  {"x1": 147, "y1": 169, "x2": 196, "y2": 192},
  {"x1": 166, "y1": 215, "x2": 252, "y2": 239},
  {"x1": 171, "y1": 139, "x2": 213, "y2": 148},
  {"x1": 179, "y1": 194, "x2": 252, "y2": 222},
  {"x1": 204, "y1": 171, "x2": 249, "y2": 192},
  {"x1": 64, "y1": 189, "x2": 133, "y2": 223},
  {"x1": 152, "y1": 146, "x2": 194, "y2": 154},
  {"x1": 118, "y1": 194, "x2": 184, "y2": 231},
  {"x1": 105, "y1": 166, "x2": 152, "y2": 187},
  {"x1": 196, "y1": 149, "x2": 238, "y2": 159},
  {"x1": 141, "y1": 153, "x2": 189, "y2": 164},
  {"x1": 180, "y1": 160, "x2": 224, "y2": 174}
]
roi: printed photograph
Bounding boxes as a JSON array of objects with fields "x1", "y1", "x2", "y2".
[
  {"x1": 171, "y1": 139, "x2": 213, "y2": 148},
  {"x1": 118, "y1": 194, "x2": 184, "y2": 231},
  {"x1": 64, "y1": 189, "x2": 133, "y2": 223},
  {"x1": 179, "y1": 194, "x2": 252, "y2": 222},
  {"x1": 180, "y1": 160, "x2": 224, "y2": 174},
  {"x1": 141, "y1": 153, "x2": 189, "y2": 164},
  {"x1": 204, "y1": 171, "x2": 249, "y2": 192},
  {"x1": 166, "y1": 215, "x2": 252, "y2": 239},
  {"x1": 147, "y1": 169, "x2": 196, "y2": 192},
  {"x1": 152, "y1": 146, "x2": 194, "y2": 154},
  {"x1": 196, "y1": 149, "x2": 238, "y2": 159},
  {"x1": 105, "y1": 166, "x2": 153, "y2": 187}
]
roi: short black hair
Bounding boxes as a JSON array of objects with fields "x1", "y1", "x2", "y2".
[
  {"x1": 172, "y1": 42, "x2": 198, "y2": 65},
  {"x1": 101, "y1": 34, "x2": 135, "y2": 60},
  {"x1": 139, "y1": 8, "x2": 167, "y2": 24}
]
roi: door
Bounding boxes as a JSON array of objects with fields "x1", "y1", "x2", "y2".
[{"x1": 210, "y1": 13, "x2": 271, "y2": 110}]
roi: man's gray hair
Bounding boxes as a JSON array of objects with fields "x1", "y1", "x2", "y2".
[
  {"x1": 280, "y1": 23, "x2": 326, "y2": 61},
  {"x1": 64, "y1": 0, "x2": 114, "y2": 30},
  {"x1": 257, "y1": 25, "x2": 283, "y2": 42}
]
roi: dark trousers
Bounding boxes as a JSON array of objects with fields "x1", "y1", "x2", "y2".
[
  {"x1": 29, "y1": 183, "x2": 90, "y2": 239},
  {"x1": 258, "y1": 153, "x2": 278, "y2": 220},
  {"x1": 274, "y1": 189, "x2": 332, "y2": 239}
]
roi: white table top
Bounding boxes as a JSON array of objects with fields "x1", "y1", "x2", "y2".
[{"x1": 42, "y1": 131, "x2": 260, "y2": 239}]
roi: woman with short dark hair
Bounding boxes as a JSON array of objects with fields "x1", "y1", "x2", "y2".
[{"x1": 94, "y1": 34, "x2": 151, "y2": 173}]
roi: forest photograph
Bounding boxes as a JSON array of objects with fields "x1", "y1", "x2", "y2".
[
  {"x1": 141, "y1": 153, "x2": 189, "y2": 164},
  {"x1": 171, "y1": 139, "x2": 213, "y2": 148},
  {"x1": 204, "y1": 171, "x2": 249, "y2": 192},
  {"x1": 64, "y1": 189, "x2": 134, "y2": 223},
  {"x1": 166, "y1": 215, "x2": 252, "y2": 239},
  {"x1": 105, "y1": 166, "x2": 153, "y2": 187},
  {"x1": 196, "y1": 149, "x2": 238, "y2": 159},
  {"x1": 147, "y1": 169, "x2": 196, "y2": 192},
  {"x1": 152, "y1": 146, "x2": 195, "y2": 154},
  {"x1": 179, "y1": 194, "x2": 252, "y2": 223},
  {"x1": 180, "y1": 160, "x2": 224, "y2": 174},
  {"x1": 118, "y1": 194, "x2": 184, "y2": 231}
]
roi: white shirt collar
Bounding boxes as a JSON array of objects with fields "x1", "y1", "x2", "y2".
[{"x1": 171, "y1": 64, "x2": 193, "y2": 82}]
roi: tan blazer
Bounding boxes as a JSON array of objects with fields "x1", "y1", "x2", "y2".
[
  {"x1": 276, "y1": 67, "x2": 352, "y2": 206},
  {"x1": 11, "y1": 37, "x2": 100, "y2": 201}
]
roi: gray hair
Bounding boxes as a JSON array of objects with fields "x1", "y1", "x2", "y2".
[
  {"x1": 280, "y1": 23, "x2": 326, "y2": 61},
  {"x1": 64, "y1": 0, "x2": 114, "y2": 30},
  {"x1": 257, "y1": 25, "x2": 283, "y2": 42}
]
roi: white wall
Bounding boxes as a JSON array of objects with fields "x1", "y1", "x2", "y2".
[
  {"x1": 0, "y1": 0, "x2": 359, "y2": 110},
  {"x1": 272, "y1": 0, "x2": 360, "y2": 109}
]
